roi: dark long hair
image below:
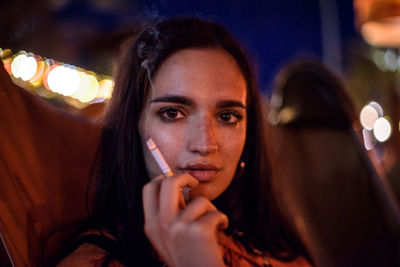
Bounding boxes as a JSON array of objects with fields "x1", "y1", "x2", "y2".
[{"x1": 89, "y1": 17, "x2": 305, "y2": 265}]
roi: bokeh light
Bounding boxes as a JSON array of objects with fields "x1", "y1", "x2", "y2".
[
  {"x1": 0, "y1": 48, "x2": 12, "y2": 59},
  {"x1": 72, "y1": 71, "x2": 90, "y2": 100},
  {"x1": 3, "y1": 48, "x2": 114, "y2": 107},
  {"x1": 362, "y1": 21, "x2": 400, "y2": 48},
  {"x1": 371, "y1": 48, "x2": 386, "y2": 71},
  {"x1": 97, "y1": 79, "x2": 114, "y2": 99},
  {"x1": 47, "y1": 65, "x2": 80, "y2": 96},
  {"x1": 384, "y1": 49, "x2": 398, "y2": 71},
  {"x1": 11, "y1": 52, "x2": 27, "y2": 79},
  {"x1": 20, "y1": 55, "x2": 38, "y2": 81},
  {"x1": 42, "y1": 61, "x2": 56, "y2": 90},
  {"x1": 360, "y1": 105, "x2": 379, "y2": 130},
  {"x1": 3, "y1": 57, "x2": 12, "y2": 75},
  {"x1": 368, "y1": 101, "x2": 383, "y2": 117},
  {"x1": 1, "y1": 49, "x2": 13, "y2": 75},
  {"x1": 362, "y1": 128, "x2": 376, "y2": 150},
  {"x1": 373, "y1": 117, "x2": 392, "y2": 142},
  {"x1": 29, "y1": 60, "x2": 45, "y2": 87},
  {"x1": 72, "y1": 72, "x2": 99, "y2": 103},
  {"x1": 81, "y1": 74, "x2": 99, "y2": 103}
]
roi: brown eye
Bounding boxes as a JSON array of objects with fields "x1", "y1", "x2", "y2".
[
  {"x1": 166, "y1": 109, "x2": 178, "y2": 118},
  {"x1": 158, "y1": 107, "x2": 186, "y2": 121},
  {"x1": 220, "y1": 112, "x2": 232, "y2": 122},
  {"x1": 217, "y1": 111, "x2": 243, "y2": 126}
]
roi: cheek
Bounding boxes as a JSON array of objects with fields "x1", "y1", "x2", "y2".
[
  {"x1": 142, "y1": 121, "x2": 185, "y2": 176},
  {"x1": 225, "y1": 140, "x2": 245, "y2": 172},
  {"x1": 222, "y1": 130, "x2": 245, "y2": 188},
  {"x1": 153, "y1": 132, "x2": 181, "y2": 162},
  {"x1": 223, "y1": 125, "x2": 246, "y2": 158}
]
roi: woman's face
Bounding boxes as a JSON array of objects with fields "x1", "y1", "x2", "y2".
[{"x1": 139, "y1": 48, "x2": 247, "y2": 200}]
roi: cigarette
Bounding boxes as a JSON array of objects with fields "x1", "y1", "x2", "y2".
[
  {"x1": 146, "y1": 138, "x2": 174, "y2": 177},
  {"x1": 146, "y1": 138, "x2": 190, "y2": 202}
]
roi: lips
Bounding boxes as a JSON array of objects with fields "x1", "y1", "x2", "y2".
[{"x1": 179, "y1": 163, "x2": 221, "y2": 182}]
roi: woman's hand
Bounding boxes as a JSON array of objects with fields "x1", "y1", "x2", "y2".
[{"x1": 142, "y1": 173, "x2": 229, "y2": 267}]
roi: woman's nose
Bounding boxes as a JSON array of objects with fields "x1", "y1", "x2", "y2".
[{"x1": 188, "y1": 120, "x2": 218, "y2": 155}]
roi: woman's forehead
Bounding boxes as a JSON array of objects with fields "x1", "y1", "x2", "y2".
[{"x1": 148, "y1": 48, "x2": 247, "y2": 104}]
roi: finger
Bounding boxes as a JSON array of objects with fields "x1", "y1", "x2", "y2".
[
  {"x1": 159, "y1": 173, "x2": 199, "y2": 220},
  {"x1": 196, "y1": 210, "x2": 229, "y2": 231},
  {"x1": 178, "y1": 196, "x2": 217, "y2": 222},
  {"x1": 181, "y1": 186, "x2": 191, "y2": 203},
  {"x1": 142, "y1": 175, "x2": 173, "y2": 264},
  {"x1": 178, "y1": 191, "x2": 186, "y2": 210},
  {"x1": 142, "y1": 174, "x2": 165, "y2": 221}
]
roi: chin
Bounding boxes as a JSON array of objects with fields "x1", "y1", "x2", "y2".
[{"x1": 190, "y1": 186, "x2": 222, "y2": 201}]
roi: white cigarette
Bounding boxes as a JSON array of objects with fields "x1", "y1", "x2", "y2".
[
  {"x1": 146, "y1": 138, "x2": 174, "y2": 177},
  {"x1": 146, "y1": 138, "x2": 190, "y2": 202}
]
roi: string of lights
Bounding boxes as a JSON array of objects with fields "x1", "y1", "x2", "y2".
[{"x1": 0, "y1": 48, "x2": 114, "y2": 109}]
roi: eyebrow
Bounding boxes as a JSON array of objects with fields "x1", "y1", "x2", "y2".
[
  {"x1": 216, "y1": 100, "x2": 246, "y2": 109},
  {"x1": 150, "y1": 95, "x2": 246, "y2": 109},
  {"x1": 150, "y1": 95, "x2": 194, "y2": 106}
]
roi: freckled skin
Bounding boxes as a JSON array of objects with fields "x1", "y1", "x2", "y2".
[{"x1": 139, "y1": 48, "x2": 247, "y2": 200}]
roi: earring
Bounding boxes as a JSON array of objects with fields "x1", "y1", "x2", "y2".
[{"x1": 236, "y1": 161, "x2": 246, "y2": 177}]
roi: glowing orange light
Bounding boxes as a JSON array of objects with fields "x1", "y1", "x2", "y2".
[
  {"x1": 2, "y1": 58, "x2": 12, "y2": 74},
  {"x1": 354, "y1": 0, "x2": 400, "y2": 47},
  {"x1": 72, "y1": 71, "x2": 90, "y2": 100},
  {"x1": 42, "y1": 62, "x2": 57, "y2": 90},
  {"x1": 97, "y1": 79, "x2": 114, "y2": 99},
  {"x1": 80, "y1": 73, "x2": 99, "y2": 103},
  {"x1": 29, "y1": 60, "x2": 45, "y2": 87}
]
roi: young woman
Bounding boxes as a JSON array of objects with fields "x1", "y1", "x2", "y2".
[{"x1": 57, "y1": 17, "x2": 311, "y2": 267}]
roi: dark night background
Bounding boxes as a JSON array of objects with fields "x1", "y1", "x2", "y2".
[{"x1": 1, "y1": 0, "x2": 359, "y2": 95}]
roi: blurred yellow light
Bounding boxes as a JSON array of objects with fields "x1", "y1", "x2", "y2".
[
  {"x1": 360, "y1": 105, "x2": 379, "y2": 130},
  {"x1": 97, "y1": 79, "x2": 114, "y2": 99},
  {"x1": 373, "y1": 117, "x2": 392, "y2": 142},
  {"x1": 36, "y1": 86, "x2": 55, "y2": 99},
  {"x1": 11, "y1": 53, "x2": 27, "y2": 78},
  {"x1": 83, "y1": 74, "x2": 99, "y2": 103},
  {"x1": 278, "y1": 107, "x2": 295, "y2": 124},
  {"x1": 0, "y1": 49, "x2": 12, "y2": 59},
  {"x1": 47, "y1": 65, "x2": 80, "y2": 96},
  {"x1": 4, "y1": 48, "x2": 112, "y2": 107},
  {"x1": 73, "y1": 73, "x2": 99, "y2": 103},
  {"x1": 29, "y1": 60, "x2": 45, "y2": 87},
  {"x1": 72, "y1": 71, "x2": 90, "y2": 100}
]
